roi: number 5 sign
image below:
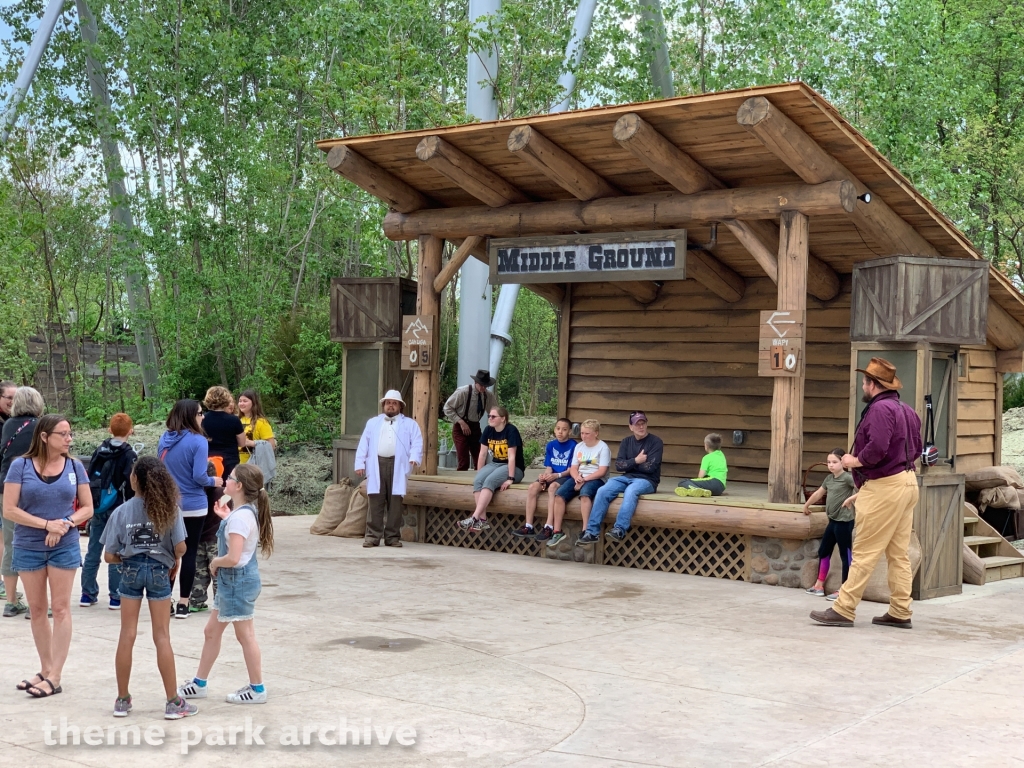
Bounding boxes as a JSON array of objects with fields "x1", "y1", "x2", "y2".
[{"x1": 758, "y1": 310, "x2": 805, "y2": 377}]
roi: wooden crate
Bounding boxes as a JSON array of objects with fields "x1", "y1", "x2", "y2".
[
  {"x1": 851, "y1": 256, "x2": 988, "y2": 344},
  {"x1": 330, "y1": 278, "x2": 417, "y2": 343},
  {"x1": 913, "y1": 470, "x2": 964, "y2": 600}
]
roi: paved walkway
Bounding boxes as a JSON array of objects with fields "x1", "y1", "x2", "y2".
[{"x1": 2, "y1": 515, "x2": 1023, "y2": 766}]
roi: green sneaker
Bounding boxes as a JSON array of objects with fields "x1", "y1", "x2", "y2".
[
  {"x1": 675, "y1": 486, "x2": 712, "y2": 498},
  {"x1": 189, "y1": 603, "x2": 209, "y2": 613},
  {"x1": 4, "y1": 600, "x2": 28, "y2": 617}
]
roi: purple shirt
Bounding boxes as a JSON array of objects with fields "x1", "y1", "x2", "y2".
[{"x1": 851, "y1": 391, "x2": 922, "y2": 485}]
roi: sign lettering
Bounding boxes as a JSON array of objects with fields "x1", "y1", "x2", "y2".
[
  {"x1": 758, "y1": 310, "x2": 805, "y2": 378},
  {"x1": 489, "y1": 231, "x2": 687, "y2": 284}
]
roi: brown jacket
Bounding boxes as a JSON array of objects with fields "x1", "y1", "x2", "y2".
[{"x1": 443, "y1": 384, "x2": 497, "y2": 425}]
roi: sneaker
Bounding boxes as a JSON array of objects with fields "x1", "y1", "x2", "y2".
[
  {"x1": 805, "y1": 587, "x2": 825, "y2": 597},
  {"x1": 177, "y1": 679, "x2": 208, "y2": 700},
  {"x1": 547, "y1": 531, "x2": 567, "y2": 548},
  {"x1": 109, "y1": 598, "x2": 121, "y2": 611},
  {"x1": 534, "y1": 525, "x2": 554, "y2": 542},
  {"x1": 469, "y1": 518, "x2": 489, "y2": 533},
  {"x1": 189, "y1": 603, "x2": 209, "y2": 613},
  {"x1": 458, "y1": 516, "x2": 475, "y2": 531},
  {"x1": 113, "y1": 696, "x2": 132, "y2": 717},
  {"x1": 825, "y1": 592, "x2": 840, "y2": 602},
  {"x1": 165, "y1": 696, "x2": 199, "y2": 720},
  {"x1": 674, "y1": 486, "x2": 711, "y2": 498},
  {"x1": 605, "y1": 527, "x2": 627, "y2": 542},
  {"x1": 226, "y1": 684, "x2": 267, "y2": 705},
  {"x1": 175, "y1": 603, "x2": 190, "y2": 620},
  {"x1": 576, "y1": 532, "x2": 599, "y2": 547},
  {"x1": 79, "y1": 594, "x2": 98, "y2": 607},
  {"x1": 4, "y1": 600, "x2": 28, "y2": 617},
  {"x1": 511, "y1": 524, "x2": 535, "y2": 539}
]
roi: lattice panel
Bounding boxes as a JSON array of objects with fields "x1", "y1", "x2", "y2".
[
  {"x1": 423, "y1": 507, "x2": 542, "y2": 557},
  {"x1": 602, "y1": 527, "x2": 746, "y2": 580}
]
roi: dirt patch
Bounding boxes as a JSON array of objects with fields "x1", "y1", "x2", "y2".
[{"x1": 326, "y1": 636, "x2": 426, "y2": 652}]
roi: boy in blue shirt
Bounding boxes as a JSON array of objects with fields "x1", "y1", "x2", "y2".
[{"x1": 513, "y1": 418, "x2": 576, "y2": 542}]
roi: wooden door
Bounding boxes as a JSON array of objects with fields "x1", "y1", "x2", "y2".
[{"x1": 913, "y1": 472, "x2": 964, "y2": 600}]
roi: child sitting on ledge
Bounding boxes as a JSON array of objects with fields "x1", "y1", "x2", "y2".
[{"x1": 675, "y1": 433, "x2": 727, "y2": 498}]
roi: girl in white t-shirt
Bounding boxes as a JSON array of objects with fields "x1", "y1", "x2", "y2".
[
  {"x1": 177, "y1": 464, "x2": 274, "y2": 705},
  {"x1": 547, "y1": 419, "x2": 610, "y2": 547}
]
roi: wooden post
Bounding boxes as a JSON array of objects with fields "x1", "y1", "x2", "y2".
[
  {"x1": 768, "y1": 211, "x2": 808, "y2": 503},
  {"x1": 414, "y1": 235, "x2": 443, "y2": 474},
  {"x1": 558, "y1": 284, "x2": 572, "y2": 418}
]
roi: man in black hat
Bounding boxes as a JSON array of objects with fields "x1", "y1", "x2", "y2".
[{"x1": 442, "y1": 369, "x2": 498, "y2": 471}]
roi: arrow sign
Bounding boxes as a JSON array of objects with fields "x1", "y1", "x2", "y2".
[{"x1": 766, "y1": 311, "x2": 796, "y2": 338}]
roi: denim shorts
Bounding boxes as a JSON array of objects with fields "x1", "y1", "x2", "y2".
[
  {"x1": 214, "y1": 563, "x2": 262, "y2": 622},
  {"x1": 118, "y1": 555, "x2": 172, "y2": 601},
  {"x1": 12, "y1": 545, "x2": 82, "y2": 572},
  {"x1": 555, "y1": 477, "x2": 606, "y2": 502}
]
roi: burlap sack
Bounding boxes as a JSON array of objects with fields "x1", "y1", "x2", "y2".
[
  {"x1": 862, "y1": 531, "x2": 923, "y2": 604},
  {"x1": 309, "y1": 478, "x2": 356, "y2": 535},
  {"x1": 331, "y1": 479, "x2": 369, "y2": 537},
  {"x1": 965, "y1": 466, "x2": 1024, "y2": 491},
  {"x1": 978, "y1": 486, "x2": 1021, "y2": 511}
]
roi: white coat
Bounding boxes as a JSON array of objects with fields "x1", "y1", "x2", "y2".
[{"x1": 355, "y1": 413, "x2": 424, "y2": 495}]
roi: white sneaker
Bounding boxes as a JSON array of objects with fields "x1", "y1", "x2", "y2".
[
  {"x1": 177, "y1": 679, "x2": 208, "y2": 699},
  {"x1": 226, "y1": 684, "x2": 267, "y2": 704},
  {"x1": 457, "y1": 516, "x2": 475, "y2": 530}
]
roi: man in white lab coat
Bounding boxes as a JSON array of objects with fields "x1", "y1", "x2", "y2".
[{"x1": 355, "y1": 390, "x2": 423, "y2": 547}]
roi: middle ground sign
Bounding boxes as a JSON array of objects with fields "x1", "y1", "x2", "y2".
[{"x1": 488, "y1": 230, "x2": 687, "y2": 284}]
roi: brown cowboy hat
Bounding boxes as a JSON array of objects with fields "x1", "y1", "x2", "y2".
[{"x1": 855, "y1": 357, "x2": 902, "y2": 390}]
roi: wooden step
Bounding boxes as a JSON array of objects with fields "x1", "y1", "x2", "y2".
[
  {"x1": 982, "y1": 555, "x2": 1024, "y2": 582},
  {"x1": 964, "y1": 535, "x2": 1006, "y2": 548},
  {"x1": 963, "y1": 515, "x2": 979, "y2": 524}
]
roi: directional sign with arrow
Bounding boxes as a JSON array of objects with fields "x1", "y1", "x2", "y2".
[{"x1": 758, "y1": 310, "x2": 805, "y2": 378}]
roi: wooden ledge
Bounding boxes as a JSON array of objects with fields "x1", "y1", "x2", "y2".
[{"x1": 405, "y1": 477, "x2": 828, "y2": 540}]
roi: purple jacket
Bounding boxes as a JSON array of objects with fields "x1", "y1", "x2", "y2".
[{"x1": 851, "y1": 391, "x2": 922, "y2": 485}]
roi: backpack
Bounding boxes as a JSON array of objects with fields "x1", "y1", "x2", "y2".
[{"x1": 88, "y1": 443, "x2": 137, "y2": 514}]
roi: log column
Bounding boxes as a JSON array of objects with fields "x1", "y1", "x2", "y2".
[
  {"x1": 768, "y1": 211, "x2": 808, "y2": 503},
  {"x1": 414, "y1": 235, "x2": 444, "y2": 474}
]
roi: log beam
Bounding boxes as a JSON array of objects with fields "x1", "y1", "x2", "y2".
[
  {"x1": 987, "y1": 299, "x2": 1024, "y2": 350},
  {"x1": 686, "y1": 247, "x2": 746, "y2": 303},
  {"x1": 615, "y1": 112, "x2": 839, "y2": 301},
  {"x1": 413, "y1": 235, "x2": 443, "y2": 475},
  {"x1": 615, "y1": 281, "x2": 661, "y2": 304},
  {"x1": 768, "y1": 211, "x2": 808, "y2": 504},
  {"x1": 383, "y1": 181, "x2": 857, "y2": 240},
  {"x1": 508, "y1": 125, "x2": 621, "y2": 200},
  {"x1": 326, "y1": 145, "x2": 428, "y2": 213},
  {"x1": 433, "y1": 236, "x2": 483, "y2": 293},
  {"x1": 738, "y1": 96, "x2": 935, "y2": 256},
  {"x1": 416, "y1": 136, "x2": 529, "y2": 208}
]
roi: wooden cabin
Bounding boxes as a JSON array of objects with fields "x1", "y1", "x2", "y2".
[{"x1": 318, "y1": 83, "x2": 1024, "y2": 596}]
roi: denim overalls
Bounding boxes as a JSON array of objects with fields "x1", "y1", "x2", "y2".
[{"x1": 213, "y1": 504, "x2": 261, "y2": 622}]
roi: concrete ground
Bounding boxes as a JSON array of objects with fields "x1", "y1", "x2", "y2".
[{"x1": 2, "y1": 516, "x2": 1023, "y2": 767}]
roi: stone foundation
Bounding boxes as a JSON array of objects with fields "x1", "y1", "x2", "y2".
[{"x1": 749, "y1": 536, "x2": 821, "y2": 588}]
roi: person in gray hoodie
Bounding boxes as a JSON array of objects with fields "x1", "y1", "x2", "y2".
[{"x1": 158, "y1": 399, "x2": 222, "y2": 620}]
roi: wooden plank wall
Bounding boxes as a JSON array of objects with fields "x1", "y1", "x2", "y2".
[
  {"x1": 565, "y1": 277, "x2": 853, "y2": 484},
  {"x1": 957, "y1": 345, "x2": 998, "y2": 472}
]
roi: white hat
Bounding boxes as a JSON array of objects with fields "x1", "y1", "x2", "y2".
[{"x1": 380, "y1": 389, "x2": 405, "y2": 405}]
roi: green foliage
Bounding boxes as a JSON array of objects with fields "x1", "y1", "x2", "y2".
[
  {"x1": 523, "y1": 438, "x2": 542, "y2": 467},
  {"x1": 1004, "y1": 374, "x2": 1024, "y2": 412}
]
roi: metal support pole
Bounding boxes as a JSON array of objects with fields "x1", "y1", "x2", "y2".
[
  {"x1": 76, "y1": 0, "x2": 160, "y2": 400},
  {"x1": 639, "y1": 0, "x2": 674, "y2": 98},
  {"x1": 0, "y1": 0, "x2": 65, "y2": 143}
]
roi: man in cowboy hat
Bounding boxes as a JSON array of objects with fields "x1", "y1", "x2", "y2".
[
  {"x1": 442, "y1": 369, "x2": 498, "y2": 471},
  {"x1": 811, "y1": 357, "x2": 922, "y2": 628},
  {"x1": 355, "y1": 390, "x2": 423, "y2": 547}
]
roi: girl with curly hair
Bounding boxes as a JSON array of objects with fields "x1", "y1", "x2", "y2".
[{"x1": 102, "y1": 456, "x2": 195, "y2": 720}]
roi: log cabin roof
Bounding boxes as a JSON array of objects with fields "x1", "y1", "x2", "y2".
[{"x1": 317, "y1": 82, "x2": 1024, "y2": 324}]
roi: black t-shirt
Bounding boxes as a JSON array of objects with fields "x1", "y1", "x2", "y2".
[
  {"x1": 481, "y1": 423, "x2": 526, "y2": 472},
  {"x1": 0, "y1": 416, "x2": 38, "y2": 483},
  {"x1": 203, "y1": 411, "x2": 244, "y2": 463}
]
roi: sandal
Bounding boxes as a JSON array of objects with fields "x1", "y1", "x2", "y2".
[
  {"x1": 17, "y1": 673, "x2": 44, "y2": 692},
  {"x1": 26, "y1": 678, "x2": 62, "y2": 698}
]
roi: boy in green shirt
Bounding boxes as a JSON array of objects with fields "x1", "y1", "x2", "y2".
[{"x1": 675, "y1": 433, "x2": 727, "y2": 498}]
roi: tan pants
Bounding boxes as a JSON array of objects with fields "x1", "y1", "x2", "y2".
[{"x1": 833, "y1": 470, "x2": 919, "y2": 622}]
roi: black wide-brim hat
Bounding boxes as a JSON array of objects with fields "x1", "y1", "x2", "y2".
[{"x1": 471, "y1": 369, "x2": 496, "y2": 387}]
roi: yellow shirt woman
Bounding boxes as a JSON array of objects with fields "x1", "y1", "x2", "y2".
[{"x1": 239, "y1": 416, "x2": 274, "y2": 463}]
